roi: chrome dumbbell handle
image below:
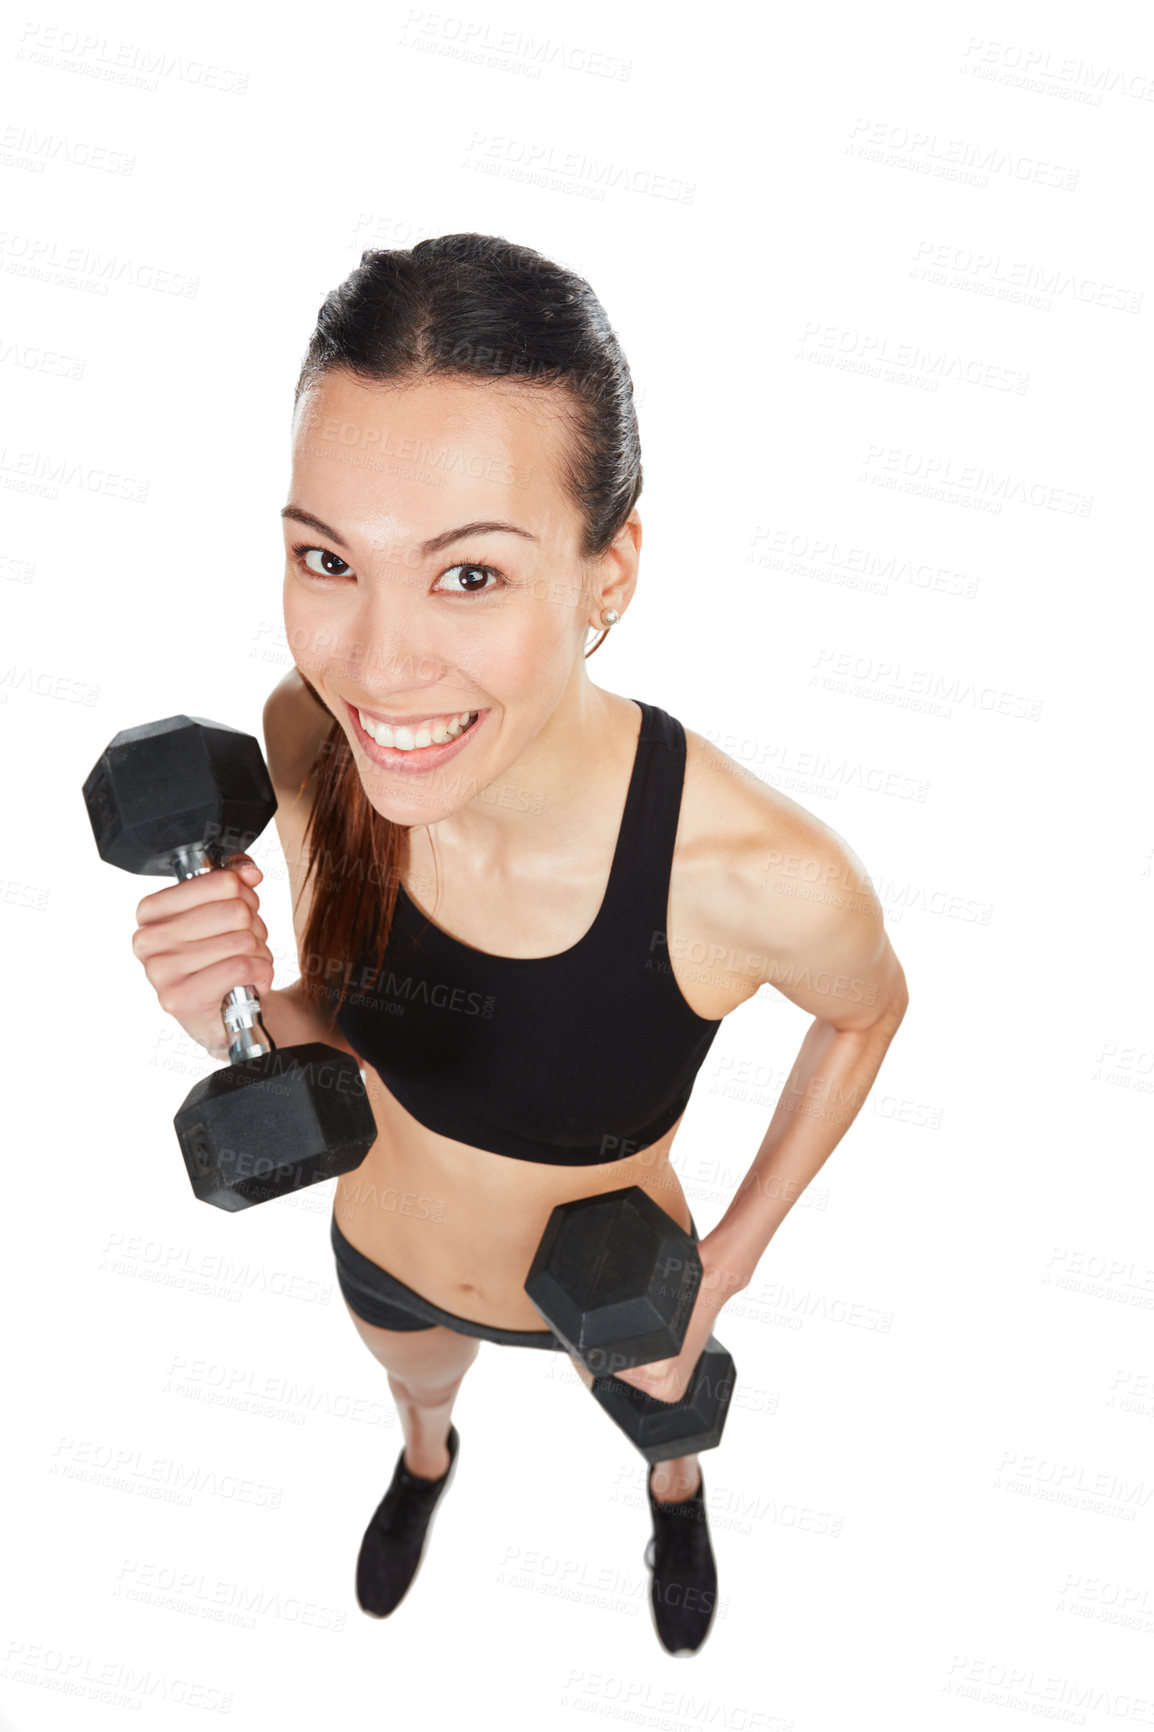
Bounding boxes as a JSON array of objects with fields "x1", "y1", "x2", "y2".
[{"x1": 171, "y1": 842, "x2": 276, "y2": 1065}]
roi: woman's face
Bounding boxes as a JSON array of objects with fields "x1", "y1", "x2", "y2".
[{"x1": 281, "y1": 369, "x2": 630, "y2": 824}]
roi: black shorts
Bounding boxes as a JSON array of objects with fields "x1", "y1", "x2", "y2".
[{"x1": 331, "y1": 1206, "x2": 700, "y2": 1350}]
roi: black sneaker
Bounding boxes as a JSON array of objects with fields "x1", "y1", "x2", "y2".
[
  {"x1": 356, "y1": 1425, "x2": 461, "y2": 1618},
  {"x1": 643, "y1": 1462, "x2": 719, "y2": 1656}
]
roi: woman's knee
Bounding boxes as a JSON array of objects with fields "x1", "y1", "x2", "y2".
[
  {"x1": 389, "y1": 1366, "x2": 470, "y2": 1409},
  {"x1": 389, "y1": 1334, "x2": 481, "y2": 1405}
]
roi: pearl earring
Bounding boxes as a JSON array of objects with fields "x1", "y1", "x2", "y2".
[{"x1": 599, "y1": 608, "x2": 619, "y2": 626}]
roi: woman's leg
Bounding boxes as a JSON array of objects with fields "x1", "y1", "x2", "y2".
[
  {"x1": 648, "y1": 1454, "x2": 701, "y2": 1500},
  {"x1": 342, "y1": 1299, "x2": 482, "y2": 1479},
  {"x1": 566, "y1": 1352, "x2": 701, "y2": 1500}
]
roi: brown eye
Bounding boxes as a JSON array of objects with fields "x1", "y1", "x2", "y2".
[
  {"x1": 293, "y1": 544, "x2": 352, "y2": 579},
  {"x1": 433, "y1": 562, "x2": 504, "y2": 594}
]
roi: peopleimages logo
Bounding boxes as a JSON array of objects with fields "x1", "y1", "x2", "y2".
[{"x1": 304, "y1": 954, "x2": 495, "y2": 1018}]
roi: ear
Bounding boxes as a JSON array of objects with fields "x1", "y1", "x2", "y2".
[{"x1": 591, "y1": 509, "x2": 642, "y2": 624}]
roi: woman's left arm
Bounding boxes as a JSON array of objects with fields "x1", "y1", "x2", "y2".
[{"x1": 616, "y1": 816, "x2": 910, "y2": 1405}]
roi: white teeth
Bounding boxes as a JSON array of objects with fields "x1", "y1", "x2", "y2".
[{"x1": 358, "y1": 709, "x2": 478, "y2": 752}]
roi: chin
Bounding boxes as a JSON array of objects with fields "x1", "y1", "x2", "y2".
[{"x1": 357, "y1": 769, "x2": 471, "y2": 827}]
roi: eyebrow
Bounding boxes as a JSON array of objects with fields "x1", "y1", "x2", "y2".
[{"x1": 280, "y1": 507, "x2": 538, "y2": 558}]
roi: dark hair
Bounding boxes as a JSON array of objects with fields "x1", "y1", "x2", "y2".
[{"x1": 291, "y1": 233, "x2": 643, "y2": 1025}]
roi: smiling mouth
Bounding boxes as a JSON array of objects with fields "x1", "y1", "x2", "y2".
[{"x1": 346, "y1": 699, "x2": 485, "y2": 761}]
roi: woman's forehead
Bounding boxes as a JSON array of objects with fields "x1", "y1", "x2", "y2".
[
  {"x1": 289, "y1": 374, "x2": 577, "y2": 535},
  {"x1": 294, "y1": 368, "x2": 569, "y2": 438}
]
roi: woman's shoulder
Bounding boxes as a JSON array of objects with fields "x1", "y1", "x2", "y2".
[
  {"x1": 678, "y1": 719, "x2": 830, "y2": 857},
  {"x1": 675, "y1": 719, "x2": 876, "y2": 958},
  {"x1": 262, "y1": 667, "x2": 335, "y2": 799},
  {"x1": 261, "y1": 669, "x2": 337, "y2": 949}
]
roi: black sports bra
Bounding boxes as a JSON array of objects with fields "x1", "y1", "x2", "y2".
[{"x1": 332, "y1": 698, "x2": 724, "y2": 1165}]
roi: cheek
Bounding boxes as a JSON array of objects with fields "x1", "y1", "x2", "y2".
[
  {"x1": 281, "y1": 590, "x2": 340, "y2": 678},
  {"x1": 477, "y1": 610, "x2": 573, "y2": 693}
]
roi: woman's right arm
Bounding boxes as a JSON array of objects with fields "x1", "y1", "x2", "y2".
[{"x1": 131, "y1": 669, "x2": 355, "y2": 1063}]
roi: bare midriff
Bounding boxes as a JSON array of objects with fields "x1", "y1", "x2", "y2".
[{"x1": 332, "y1": 1076, "x2": 696, "y2": 1331}]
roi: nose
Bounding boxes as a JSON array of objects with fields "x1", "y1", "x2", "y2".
[{"x1": 340, "y1": 578, "x2": 448, "y2": 697}]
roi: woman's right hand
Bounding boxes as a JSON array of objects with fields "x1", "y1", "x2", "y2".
[{"x1": 132, "y1": 854, "x2": 275, "y2": 1062}]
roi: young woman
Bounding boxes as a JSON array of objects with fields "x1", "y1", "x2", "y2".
[{"x1": 131, "y1": 234, "x2": 909, "y2": 1657}]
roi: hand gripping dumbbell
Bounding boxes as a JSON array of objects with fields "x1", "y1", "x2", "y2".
[
  {"x1": 81, "y1": 714, "x2": 378, "y2": 1211},
  {"x1": 524, "y1": 1186, "x2": 737, "y2": 1464}
]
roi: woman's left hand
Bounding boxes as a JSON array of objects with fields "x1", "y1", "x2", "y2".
[{"x1": 609, "y1": 1232, "x2": 747, "y2": 1406}]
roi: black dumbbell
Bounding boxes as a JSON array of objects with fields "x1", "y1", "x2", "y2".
[
  {"x1": 524, "y1": 1185, "x2": 737, "y2": 1463},
  {"x1": 82, "y1": 714, "x2": 377, "y2": 1211}
]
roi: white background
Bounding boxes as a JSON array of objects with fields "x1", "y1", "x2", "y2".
[{"x1": 2, "y1": 1, "x2": 1152, "y2": 1727}]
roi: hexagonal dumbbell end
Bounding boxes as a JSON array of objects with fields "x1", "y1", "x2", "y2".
[
  {"x1": 523, "y1": 1185, "x2": 703, "y2": 1375},
  {"x1": 590, "y1": 1336, "x2": 737, "y2": 1464},
  {"x1": 81, "y1": 714, "x2": 277, "y2": 876},
  {"x1": 174, "y1": 1044, "x2": 377, "y2": 1211}
]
